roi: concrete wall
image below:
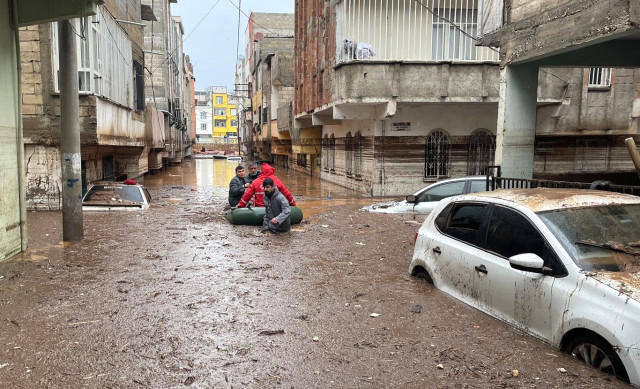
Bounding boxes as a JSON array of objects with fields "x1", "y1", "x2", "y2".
[
  {"x1": 319, "y1": 103, "x2": 498, "y2": 195},
  {"x1": 0, "y1": 0, "x2": 25, "y2": 260},
  {"x1": 333, "y1": 63, "x2": 500, "y2": 104},
  {"x1": 24, "y1": 145, "x2": 61, "y2": 210}
]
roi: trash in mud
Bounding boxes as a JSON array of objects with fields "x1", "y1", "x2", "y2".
[
  {"x1": 184, "y1": 376, "x2": 195, "y2": 385},
  {"x1": 436, "y1": 364, "x2": 444, "y2": 369},
  {"x1": 312, "y1": 336, "x2": 320, "y2": 342},
  {"x1": 511, "y1": 369, "x2": 519, "y2": 377},
  {"x1": 557, "y1": 367, "x2": 567, "y2": 373},
  {"x1": 258, "y1": 329, "x2": 285, "y2": 336},
  {"x1": 369, "y1": 313, "x2": 380, "y2": 318},
  {"x1": 410, "y1": 304, "x2": 422, "y2": 313}
]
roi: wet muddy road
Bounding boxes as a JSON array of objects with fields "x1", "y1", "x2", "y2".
[{"x1": 0, "y1": 160, "x2": 630, "y2": 388}]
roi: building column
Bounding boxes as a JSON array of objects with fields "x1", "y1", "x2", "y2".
[{"x1": 495, "y1": 65, "x2": 539, "y2": 179}]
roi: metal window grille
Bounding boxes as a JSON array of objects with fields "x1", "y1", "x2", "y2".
[
  {"x1": 345, "y1": 132, "x2": 353, "y2": 175},
  {"x1": 588, "y1": 68, "x2": 612, "y2": 87},
  {"x1": 337, "y1": 0, "x2": 497, "y2": 63},
  {"x1": 330, "y1": 135, "x2": 336, "y2": 171},
  {"x1": 353, "y1": 132, "x2": 363, "y2": 177},
  {"x1": 424, "y1": 129, "x2": 450, "y2": 177},
  {"x1": 467, "y1": 129, "x2": 495, "y2": 175}
]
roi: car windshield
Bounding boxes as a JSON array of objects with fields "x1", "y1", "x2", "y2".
[
  {"x1": 538, "y1": 204, "x2": 640, "y2": 272},
  {"x1": 84, "y1": 185, "x2": 144, "y2": 204}
]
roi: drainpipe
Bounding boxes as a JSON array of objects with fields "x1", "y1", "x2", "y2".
[
  {"x1": 381, "y1": 120, "x2": 386, "y2": 196},
  {"x1": 11, "y1": 0, "x2": 27, "y2": 250}
]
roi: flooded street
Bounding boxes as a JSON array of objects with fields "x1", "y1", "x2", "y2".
[{"x1": 0, "y1": 160, "x2": 629, "y2": 388}]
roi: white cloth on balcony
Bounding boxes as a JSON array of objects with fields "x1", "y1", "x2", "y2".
[{"x1": 356, "y1": 42, "x2": 376, "y2": 59}]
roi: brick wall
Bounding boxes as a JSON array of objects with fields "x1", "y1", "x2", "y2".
[
  {"x1": 294, "y1": 0, "x2": 335, "y2": 116},
  {"x1": 19, "y1": 26, "x2": 43, "y2": 117}
]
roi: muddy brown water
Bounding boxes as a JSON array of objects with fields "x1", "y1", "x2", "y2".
[{"x1": 0, "y1": 160, "x2": 629, "y2": 388}]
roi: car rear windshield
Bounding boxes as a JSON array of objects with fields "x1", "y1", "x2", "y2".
[
  {"x1": 84, "y1": 185, "x2": 144, "y2": 204},
  {"x1": 538, "y1": 204, "x2": 640, "y2": 272}
]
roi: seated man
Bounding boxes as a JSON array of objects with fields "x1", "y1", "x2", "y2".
[
  {"x1": 228, "y1": 165, "x2": 249, "y2": 207},
  {"x1": 262, "y1": 178, "x2": 291, "y2": 234},
  {"x1": 237, "y1": 163, "x2": 295, "y2": 208},
  {"x1": 246, "y1": 162, "x2": 261, "y2": 183}
]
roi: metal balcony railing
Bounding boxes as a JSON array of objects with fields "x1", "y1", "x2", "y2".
[{"x1": 336, "y1": 0, "x2": 499, "y2": 64}]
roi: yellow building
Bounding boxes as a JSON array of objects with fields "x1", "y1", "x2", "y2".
[{"x1": 211, "y1": 86, "x2": 238, "y2": 143}]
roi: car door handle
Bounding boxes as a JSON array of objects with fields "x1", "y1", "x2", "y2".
[
  {"x1": 432, "y1": 247, "x2": 441, "y2": 254},
  {"x1": 475, "y1": 265, "x2": 488, "y2": 274}
]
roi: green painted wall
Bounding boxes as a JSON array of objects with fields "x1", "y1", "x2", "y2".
[{"x1": 0, "y1": 0, "x2": 24, "y2": 260}]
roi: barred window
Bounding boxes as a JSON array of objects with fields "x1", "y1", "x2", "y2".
[
  {"x1": 329, "y1": 134, "x2": 336, "y2": 171},
  {"x1": 353, "y1": 132, "x2": 363, "y2": 177},
  {"x1": 588, "y1": 68, "x2": 612, "y2": 88},
  {"x1": 345, "y1": 132, "x2": 353, "y2": 175},
  {"x1": 425, "y1": 129, "x2": 450, "y2": 178},
  {"x1": 467, "y1": 129, "x2": 495, "y2": 176}
]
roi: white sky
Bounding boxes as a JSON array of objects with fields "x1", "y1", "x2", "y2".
[{"x1": 171, "y1": 0, "x2": 294, "y2": 92}]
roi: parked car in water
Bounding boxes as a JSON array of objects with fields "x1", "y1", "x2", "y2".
[
  {"x1": 82, "y1": 181, "x2": 151, "y2": 211},
  {"x1": 410, "y1": 188, "x2": 640, "y2": 385},
  {"x1": 362, "y1": 176, "x2": 490, "y2": 214}
]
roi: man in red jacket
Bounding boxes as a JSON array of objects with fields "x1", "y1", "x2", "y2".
[{"x1": 236, "y1": 163, "x2": 296, "y2": 208}]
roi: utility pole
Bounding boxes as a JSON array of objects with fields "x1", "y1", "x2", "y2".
[{"x1": 58, "y1": 20, "x2": 83, "y2": 241}]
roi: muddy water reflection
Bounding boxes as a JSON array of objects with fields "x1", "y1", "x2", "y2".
[{"x1": 141, "y1": 159, "x2": 375, "y2": 219}]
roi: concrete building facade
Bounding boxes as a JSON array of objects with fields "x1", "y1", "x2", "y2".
[
  {"x1": 294, "y1": 0, "x2": 500, "y2": 196},
  {"x1": 195, "y1": 90, "x2": 213, "y2": 143},
  {"x1": 211, "y1": 86, "x2": 238, "y2": 144},
  {"x1": 479, "y1": 0, "x2": 640, "y2": 181}
]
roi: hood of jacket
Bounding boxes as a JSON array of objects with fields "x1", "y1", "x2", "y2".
[{"x1": 261, "y1": 163, "x2": 275, "y2": 177}]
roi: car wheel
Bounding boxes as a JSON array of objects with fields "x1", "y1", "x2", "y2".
[
  {"x1": 566, "y1": 335, "x2": 629, "y2": 382},
  {"x1": 413, "y1": 268, "x2": 433, "y2": 284}
]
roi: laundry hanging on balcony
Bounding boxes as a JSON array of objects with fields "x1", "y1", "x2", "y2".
[{"x1": 343, "y1": 39, "x2": 376, "y2": 60}]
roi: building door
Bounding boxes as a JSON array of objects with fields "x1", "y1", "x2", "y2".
[{"x1": 102, "y1": 156, "x2": 115, "y2": 181}]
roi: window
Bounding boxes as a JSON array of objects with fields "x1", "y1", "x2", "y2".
[
  {"x1": 425, "y1": 129, "x2": 451, "y2": 178},
  {"x1": 214, "y1": 108, "x2": 226, "y2": 116},
  {"x1": 329, "y1": 134, "x2": 336, "y2": 171},
  {"x1": 200, "y1": 112, "x2": 207, "y2": 120},
  {"x1": 345, "y1": 132, "x2": 353, "y2": 175},
  {"x1": 297, "y1": 153, "x2": 307, "y2": 167},
  {"x1": 486, "y1": 206, "x2": 565, "y2": 276},
  {"x1": 322, "y1": 135, "x2": 329, "y2": 170},
  {"x1": 443, "y1": 203, "x2": 489, "y2": 246},
  {"x1": 200, "y1": 123, "x2": 207, "y2": 132},
  {"x1": 588, "y1": 68, "x2": 612, "y2": 88},
  {"x1": 353, "y1": 132, "x2": 363, "y2": 178},
  {"x1": 431, "y1": 8, "x2": 478, "y2": 61},
  {"x1": 230, "y1": 120, "x2": 238, "y2": 127},
  {"x1": 469, "y1": 179, "x2": 489, "y2": 193},
  {"x1": 215, "y1": 120, "x2": 226, "y2": 127},
  {"x1": 467, "y1": 129, "x2": 496, "y2": 175},
  {"x1": 52, "y1": 7, "x2": 133, "y2": 107},
  {"x1": 133, "y1": 61, "x2": 144, "y2": 111},
  {"x1": 417, "y1": 181, "x2": 465, "y2": 203},
  {"x1": 216, "y1": 96, "x2": 223, "y2": 105},
  {"x1": 230, "y1": 108, "x2": 237, "y2": 116}
]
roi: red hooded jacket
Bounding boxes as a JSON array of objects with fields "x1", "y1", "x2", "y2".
[{"x1": 237, "y1": 163, "x2": 296, "y2": 208}]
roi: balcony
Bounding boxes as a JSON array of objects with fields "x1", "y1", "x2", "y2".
[{"x1": 329, "y1": 0, "x2": 500, "y2": 119}]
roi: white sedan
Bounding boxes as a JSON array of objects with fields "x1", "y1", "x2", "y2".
[
  {"x1": 410, "y1": 188, "x2": 640, "y2": 385},
  {"x1": 362, "y1": 176, "x2": 490, "y2": 215},
  {"x1": 82, "y1": 182, "x2": 151, "y2": 211}
]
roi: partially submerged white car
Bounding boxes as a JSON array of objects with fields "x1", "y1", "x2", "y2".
[
  {"x1": 410, "y1": 188, "x2": 640, "y2": 385},
  {"x1": 82, "y1": 182, "x2": 151, "y2": 211},
  {"x1": 362, "y1": 176, "x2": 490, "y2": 215}
]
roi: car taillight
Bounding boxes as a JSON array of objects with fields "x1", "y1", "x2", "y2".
[{"x1": 414, "y1": 232, "x2": 419, "y2": 245}]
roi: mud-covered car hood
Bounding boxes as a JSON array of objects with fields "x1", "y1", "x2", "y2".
[
  {"x1": 361, "y1": 200, "x2": 414, "y2": 214},
  {"x1": 589, "y1": 271, "x2": 640, "y2": 302}
]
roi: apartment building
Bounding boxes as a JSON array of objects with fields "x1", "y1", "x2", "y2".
[
  {"x1": 294, "y1": 0, "x2": 500, "y2": 195},
  {"x1": 479, "y1": 0, "x2": 640, "y2": 181},
  {"x1": 211, "y1": 86, "x2": 238, "y2": 144},
  {"x1": 195, "y1": 90, "x2": 213, "y2": 143}
]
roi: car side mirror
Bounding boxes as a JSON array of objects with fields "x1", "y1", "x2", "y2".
[
  {"x1": 509, "y1": 253, "x2": 549, "y2": 274},
  {"x1": 406, "y1": 194, "x2": 418, "y2": 204}
]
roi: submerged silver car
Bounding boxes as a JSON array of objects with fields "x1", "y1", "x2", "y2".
[
  {"x1": 82, "y1": 182, "x2": 151, "y2": 211},
  {"x1": 410, "y1": 188, "x2": 640, "y2": 385},
  {"x1": 362, "y1": 176, "x2": 490, "y2": 215}
]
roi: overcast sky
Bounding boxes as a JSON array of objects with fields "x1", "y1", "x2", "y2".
[{"x1": 171, "y1": 0, "x2": 294, "y2": 93}]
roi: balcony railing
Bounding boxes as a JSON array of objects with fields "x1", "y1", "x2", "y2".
[{"x1": 337, "y1": 0, "x2": 499, "y2": 64}]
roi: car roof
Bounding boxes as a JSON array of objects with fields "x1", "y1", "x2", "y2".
[
  {"x1": 454, "y1": 188, "x2": 640, "y2": 212},
  {"x1": 89, "y1": 181, "x2": 144, "y2": 188}
]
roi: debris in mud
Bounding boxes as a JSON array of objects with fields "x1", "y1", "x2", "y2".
[
  {"x1": 436, "y1": 364, "x2": 444, "y2": 369},
  {"x1": 312, "y1": 336, "x2": 320, "y2": 342},
  {"x1": 410, "y1": 304, "x2": 422, "y2": 314},
  {"x1": 557, "y1": 367, "x2": 567, "y2": 373},
  {"x1": 369, "y1": 313, "x2": 381, "y2": 318},
  {"x1": 184, "y1": 375, "x2": 196, "y2": 385},
  {"x1": 511, "y1": 369, "x2": 519, "y2": 377},
  {"x1": 0, "y1": 364, "x2": 8, "y2": 369},
  {"x1": 258, "y1": 329, "x2": 285, "y2": 336}
]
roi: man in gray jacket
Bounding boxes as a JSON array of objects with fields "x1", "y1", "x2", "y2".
[
  {"x1": 228, "y1": 165, "x2": 249, "y2": 207},
  {"x1": 261, "y1": 178, "x2": 291, "y2": 234}
]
